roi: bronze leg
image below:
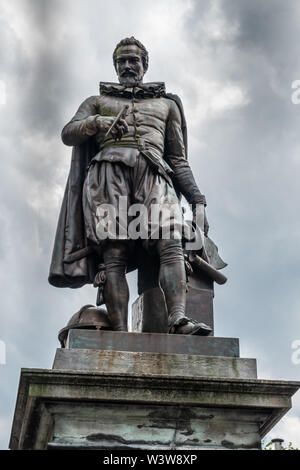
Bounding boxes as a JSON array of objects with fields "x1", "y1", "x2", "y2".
[
  {"x1": 156, "y1": 239, "x2": 187, "y2": 329},
  {"x1": 103, "y1": 241, "x2": 129, "y2": 331}
]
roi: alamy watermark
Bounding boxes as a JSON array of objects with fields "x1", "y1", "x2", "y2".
[
  {"x1": 0, "y1": 80, "x2": 6, "y2": 105},
  {"x1": 93, "y1": 197, "x2": 205, "y2": 250},
  {"x1": 291, "y1": 340, "x2": 300, "y2": 365},
  {"x1": 291, "y1": 80, "x2": 300, "y2": 104},
  {"x1": 0, "y1": 340, "x2": 6, "y2": 365}
]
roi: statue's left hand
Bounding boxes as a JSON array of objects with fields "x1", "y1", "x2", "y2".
[
  {"x1": 193, "y1": 205, "x2": 209, "y2": 237},
  {"x1": 203, "y1": 210, "x2": 209, "y2": 237}
]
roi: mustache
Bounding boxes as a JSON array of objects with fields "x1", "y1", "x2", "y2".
[{"x1": 121, "y1": 71, "x2": 137, "y2": 76}]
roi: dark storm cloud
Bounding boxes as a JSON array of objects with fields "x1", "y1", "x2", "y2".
[
  {"x1": 0, "y1": 18, "x2": 25, "y2": 76},
  {"x1": 178, "y1": 5, "x2": 300, "y2": 425},
  {"x1": 0, "y1": 0, "x2": 157, "y2": 449},
  {"x1": 180, "y1": 1, "x2": 300, "y2": 444},
  {"x1": 0, "y1": 1, "x2": 74, "y2": 449},
  {"x1": 182, "y1": 0, "x2": 300, "y2": 326},
  {"x1": 16, "y1": 0, "x2": 74, "y2": 135}
]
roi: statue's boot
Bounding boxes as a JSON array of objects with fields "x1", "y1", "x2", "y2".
[
  {"x1": 103, "y1": 241, "x2": 129, "y2": 332},
  {"x1": 169, "y1": 319, "x2": 212, "y2": 335},
  {"x1": 157, "y1": 239, "x2": 212, "y2": 336}
]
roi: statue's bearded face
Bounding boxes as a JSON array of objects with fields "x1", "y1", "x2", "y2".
[{"x1": 115, "y1": 45, "x2": 145, "y2": 87}]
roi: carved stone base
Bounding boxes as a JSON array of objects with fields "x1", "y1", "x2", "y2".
[
  {"x1": 9, "y1": 329, "x2": 300, "y2": 450},
  {"x1": 9, "y1": 367, "x2": 300, "y2": 450}
]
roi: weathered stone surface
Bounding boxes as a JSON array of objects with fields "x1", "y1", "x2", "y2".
[
  {"x1": 9, "y1": 368, "x2": 300, "y2": 450},
  {"x1": 48, "y1": 403, "x2": 266, "y2": 450},
  {"x1": 66, "y1": 329, "x2": 240, "y2": 357},
  {"x1": 53, "y1": 349, "x2": 257, "y2": 379},
  {"x1": 52, "y1": 348, "x2": 257, "y2": 379}
]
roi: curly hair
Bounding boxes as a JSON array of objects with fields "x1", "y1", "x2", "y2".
[{"x1": 113, "y1": 37, "x2": 149, "y2": 73}]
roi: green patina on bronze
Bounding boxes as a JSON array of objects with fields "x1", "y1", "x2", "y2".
[
  {"x1": 98, "y1": 106, "x2": 116, "y2": 117},
  {"x1": 115, "y1": 45, "x2": 142, "y2": 58}
]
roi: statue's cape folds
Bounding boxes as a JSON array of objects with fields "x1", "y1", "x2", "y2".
[
  {"x1": 48, "y1": 136, "x2": 99, "y2": 288},
  {"x1": 48, "y1": 91, "x2": 187, "y2": 289}
]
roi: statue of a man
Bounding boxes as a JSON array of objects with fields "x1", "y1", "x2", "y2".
[{"x1": 49, "y1": 37, "x2": 211, "y2": 336}]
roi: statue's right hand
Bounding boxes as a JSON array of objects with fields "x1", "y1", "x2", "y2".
[
  {"x1": 95, "y1": 116, "x2": 115, "y2": 134},
  {"x1": 95, "y1": 115, "x2": 129, "y2": 139}
]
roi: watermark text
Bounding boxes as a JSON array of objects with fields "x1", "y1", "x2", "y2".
[
  {"x1": 93, "y1": 197, "x2": 205, "y2": 251},
  {"x1": 0, "y1": 340, "x2": 6, "y2": 365},
  {"x1": 0, "y1": 80, "x2": 6, "y2": 105},
  {"x1": 291, "y1": 339, "x2": 300, "y2": 365},
  {"x1": 291, "y1": 80, "x2": 300, "y2": 104}
]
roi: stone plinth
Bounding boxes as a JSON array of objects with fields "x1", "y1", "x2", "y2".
[
  {"x1": 66, "y1": 329, "x2": 239, "y2": 357},
  {"x1": 53, "y1": 348, "x2": 257, "y2": 379},
  {"x1": 9, "y1": 368, "x2": 300, "y2": 450}
]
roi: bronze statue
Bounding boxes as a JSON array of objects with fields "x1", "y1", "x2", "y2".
[{"x1": 49, "y1": 37, "x2": 214, "y2": 335}]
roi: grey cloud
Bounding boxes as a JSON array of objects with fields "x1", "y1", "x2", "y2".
[{"x1": 181, "y1": 1, "x2": 300, "y2": 389}]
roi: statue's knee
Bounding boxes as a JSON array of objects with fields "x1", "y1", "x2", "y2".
[{"x1": 156, "y1": 239, "x2": 184, "y2": 265}]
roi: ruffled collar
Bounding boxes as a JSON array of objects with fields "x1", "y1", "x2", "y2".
[{"x1": 99, "y1": 82, "x2": 166, "y2": 99}]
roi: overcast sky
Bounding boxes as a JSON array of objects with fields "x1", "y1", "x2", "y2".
[{"x1": 1, "y1": 0, "x2": 300, "y2": 449}]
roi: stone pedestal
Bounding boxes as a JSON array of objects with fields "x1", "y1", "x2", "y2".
[
  {"x1": 9, "y1": 367, "x2": 299, "y2": 450},
  {"x1": 65, "y1": 329, "x2": 239, "y2": 357},
  {"x1": 9, "y1": 330, "x2": 300, "y2": 450}
]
